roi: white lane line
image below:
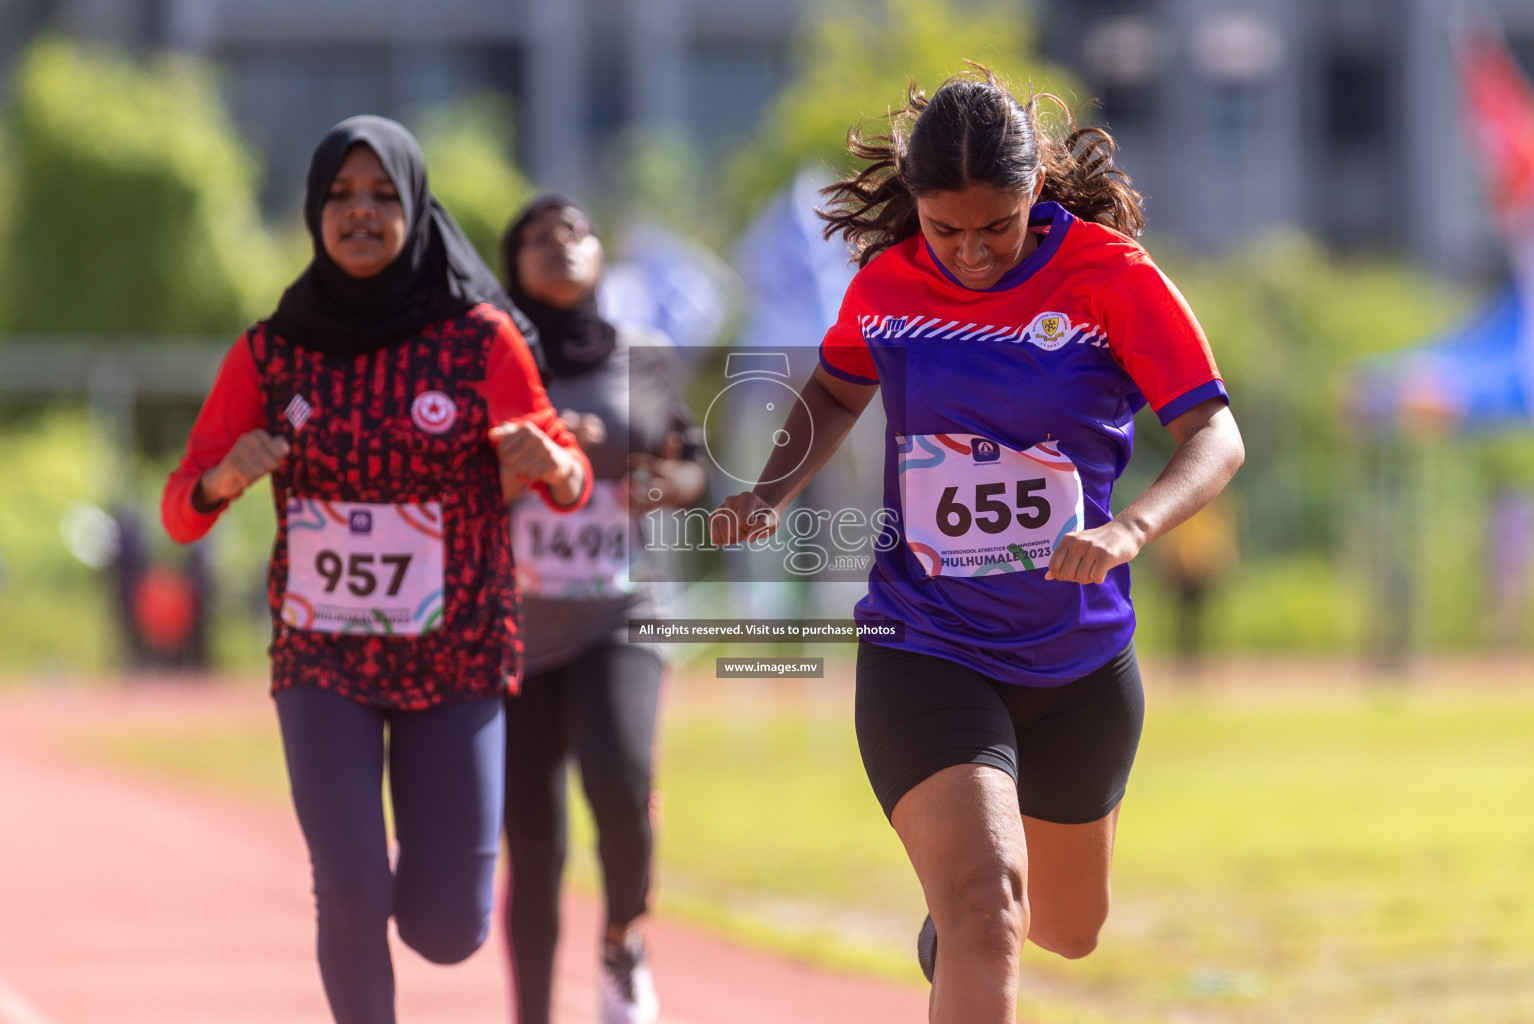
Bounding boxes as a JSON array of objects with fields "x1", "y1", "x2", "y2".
[{"x1": 0, "y1": 974, "x2": 53, "y2": 1024}]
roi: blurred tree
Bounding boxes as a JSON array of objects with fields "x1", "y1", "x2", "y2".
[
  {"x1": 611, "y1": 128, "x2": 715, "y2": 245},
  {"x1": 412, "y1": 93, "x2": 534, "y2": 278},
  {"x1": 724, "y1": 0, "x2": 1079, "y2": 225},
  {"x1": 0, "y1": 37, "x2": 285, "y2": 335},
  {"x1": 1152, "y1": 233, "x2": 1465, "y2": 556},
  {"x1": 1118, "y1": 234, "x2": 1500, "y2": 654}
]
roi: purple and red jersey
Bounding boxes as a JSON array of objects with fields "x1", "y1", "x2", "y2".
[
  {"x1": 819, "y1": 202, "x2": 1226, "y2": 686},
  {"x1": 162, "y1": 303, "x2": 591, "y2": 709}
]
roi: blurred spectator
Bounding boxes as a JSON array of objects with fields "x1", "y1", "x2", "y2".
[
  {"x1": 112, "y1": 506, "x2": 212, "y2": 672},
  {"x1": 1156, "y1": 495, "x2": 1239, "y2": 678},
  {"x1": 1486, "y1": 488, "x2": 1534, "y2": 646},
  {"x1": 132, "y1": 565, "x2": 198, "y2": 662},
  {"x1": 110, "y1": 506, "x2": 150, "y2": 667}
]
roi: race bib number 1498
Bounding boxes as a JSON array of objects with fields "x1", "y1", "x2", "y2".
[
  {"x1": 898, "y1": 434, "x2": 1084, "y2": 578},
  {"x1": 511, "y1": 481, "x2": 634, "y2": 599}
]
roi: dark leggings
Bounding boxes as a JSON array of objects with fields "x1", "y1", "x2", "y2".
[
  {"x1": 275, "y1": 687, "x2": 506, "y2": 1024},
  {"x1": 503, "y1": 643, "x2": 663, "y2": 1024}
]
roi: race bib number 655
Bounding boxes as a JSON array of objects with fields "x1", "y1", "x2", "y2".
[
  {"x1": 282, "y1": 499, "x2": 445, "y2": 635},
  {"x1": 898, "y1": 434, "x2": 1084, "y2": 578}
]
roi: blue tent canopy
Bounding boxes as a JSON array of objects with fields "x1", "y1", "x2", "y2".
[{"x1": 1355, "y1": 285, "x2": 1533, "y2": 429}]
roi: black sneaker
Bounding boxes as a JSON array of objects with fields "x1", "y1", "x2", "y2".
[{"x1": 917, "y1": 913, "x2": 938, "y2": 983}]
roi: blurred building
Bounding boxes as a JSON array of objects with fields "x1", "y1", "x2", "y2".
[
  {"x1": 0, "y1": 0, "x2": 802, "y2": 207},
  {"x1": 1041, "y1": 0, "x2": 1534, "y2": 278},
  {"x1": 0, "y1": 0, "x2": 1521, "y2": 276}
]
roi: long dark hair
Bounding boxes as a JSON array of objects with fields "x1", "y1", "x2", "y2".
[{"x1": 819, "y1": 66, "x2": 1144, "y2": 267}]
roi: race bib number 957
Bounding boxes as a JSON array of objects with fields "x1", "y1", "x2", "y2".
[
  {"x1": 282, "y1": 499, "x2": 445, "y2": 635},
  {"x1": 898, "y1": 434, "x2": 1084, "y2": 578}
]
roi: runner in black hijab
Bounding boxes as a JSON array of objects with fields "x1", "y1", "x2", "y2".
[
  {"x1": 501, "y1": 193, "x2": 615, "y2": 378},
  {"x1": 162, "y1": 113, "x2": 591, "y2": 1024},
  {"x1": 498, "y1": 194, "x2": 709, "y2": 1024},
  {"x1": 269, "y1": 115, "x2": 544, "y2": 368}
]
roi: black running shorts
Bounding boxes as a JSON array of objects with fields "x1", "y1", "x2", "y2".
[{"x1": 854, "y1": 639, "x2": 1145, "y2": 823}]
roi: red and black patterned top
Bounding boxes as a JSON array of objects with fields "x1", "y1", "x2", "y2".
[{"x1": 162, "y1": 303, "x2": 592, "y2": 709}]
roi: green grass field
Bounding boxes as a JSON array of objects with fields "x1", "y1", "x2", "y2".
[{"x1": 79, "y1": 671, "x2": 1534, "y2": 1024}]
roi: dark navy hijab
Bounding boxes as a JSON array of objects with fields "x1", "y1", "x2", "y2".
[{"x1": 269, "y1": 115, "x2": 543, "y2": 367}]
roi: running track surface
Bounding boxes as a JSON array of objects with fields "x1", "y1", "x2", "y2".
[{"x1": 0, "y1": 682, "x2": 929, "y2": 1024}]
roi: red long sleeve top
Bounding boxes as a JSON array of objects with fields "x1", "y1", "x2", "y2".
[{"x1": 161, "y1": 304, "x2": 592, "y2": 707}]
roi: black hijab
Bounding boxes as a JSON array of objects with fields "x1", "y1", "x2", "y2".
[
  {"x1": 268, "y1": 115, "x2": 544, "y2": 368},
  {"x1": 501, "y1": 194, "x2": 617, "y2": 379}
]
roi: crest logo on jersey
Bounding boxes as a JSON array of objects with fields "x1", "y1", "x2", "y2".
[
  {"x1": 1026, "y1": 312, "x2": 1072, "y2": 351},
  {"x1": 285, "y1": 394, "x2": 313, "y2": 431},
  {"x1": 411, "y1": 391, "x2": 456, "y2": 434},
  {"x1": 972, "y1": 439, "x2": 1001, "y2": 463}
]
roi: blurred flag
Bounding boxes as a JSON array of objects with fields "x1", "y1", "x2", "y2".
[
  {"x1": 1456, "y1": 15, "x2": 1534, "y2": 424},
  {"x1": 728, "y1": 170, "x2": 874, "y2": 621},
  {"x1": 599, "y1": 222, "x2": 738, "y2": 347},
  {"x1": 1353, "y1": 284, "x2": 1530, "y2": 429},
  {"x1": 1455, "y1": 18, "x2": 1534, "y2": 235},
  {"x1": 1353, "y1": 17, "x2": 1534, "y2": 431},
  {"x1": 733, "y1": 168, "x2": 857, "y2": 349}
]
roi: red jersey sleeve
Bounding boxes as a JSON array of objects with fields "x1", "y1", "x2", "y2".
[
  {"x1": 1099, "y1": 255, "x2": 1228, "y2": 425},
  {"x1": 818, "y1": 275, "x2": 879, "y2": 385},
  {"x1": 161, "y1": 334, "x2": 265, "y2": 544},
  {"x1": 483, "y1": 313, "x2": 593, "y2": 513}
]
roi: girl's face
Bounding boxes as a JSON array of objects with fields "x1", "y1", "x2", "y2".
[
  {"x1": 915, "y1": 181, "x2": 1040, "y2": 291},
  {"x1": 320, "y1": 145, "x2": 407, "y2": 279},
  {"x1": 516, "y1": 206, "x2": 604, "y2": 309}
]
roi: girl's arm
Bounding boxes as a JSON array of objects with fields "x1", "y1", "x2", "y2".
[
  {"x1": 489, "y1": 420, "x2": 588, "y2": 508},
  {"x1": 627, "y1": 345, "x2": 709, "y2": 513},
  {"x1": 483, "y1": 314, "x2": 592, "y2": 510},
  {"x1": 709, "y1": 365, "x2": 879, "y2": 545},
  {"x1": 161, "y1": 336, "x2": 287, "y2": 544},
  {"x1": 628, "y1": 431, "x2": 708, "y2": 512},
  {"x1": 1046, "y1": 398, "x2": 1244, "y2": 584}
]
